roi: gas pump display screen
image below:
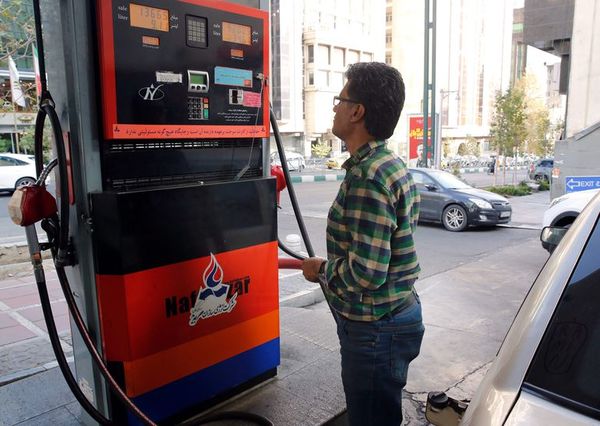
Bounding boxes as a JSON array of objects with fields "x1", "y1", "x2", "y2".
[
  {"x1": 130, "y1": 4, "x2": 169, "y2": 32},
  {"x1": 222, "y1": 21, "x2": 251, "y2": 45},
  {"x1": 98, "y1": 0, "x2": 269, "y2": 140}
]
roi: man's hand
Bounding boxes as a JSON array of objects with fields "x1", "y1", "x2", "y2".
[{"x1": 302, "y1": 257, "x2": 326, "y2": 283}]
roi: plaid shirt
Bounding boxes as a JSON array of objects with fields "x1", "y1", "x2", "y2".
[{"x1": 323, "y1": 140, "x2": 420, "y2": 321}]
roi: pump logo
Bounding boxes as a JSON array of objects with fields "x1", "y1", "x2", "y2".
[
  {"x1": 189, "y1": 253, "x2": 237, "y2": 326},
  {"x1": 138, "y1": 83, "x2": 165, "y2": 101}
]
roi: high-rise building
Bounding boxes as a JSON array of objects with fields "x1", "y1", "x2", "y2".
[
  {"x1": 387, "y1": 0, "x2": 514, "y2": 158},
  {"x1": 270, "y1": 0, "x2": 385, "y2": 158}
]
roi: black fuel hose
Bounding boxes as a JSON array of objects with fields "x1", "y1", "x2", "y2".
[
  {"x1": 24, "y1": 225, "x2": 111, "y2": 425},
  {"x1": 270, "y1": 108, "x2": 315, "y2": 258}
]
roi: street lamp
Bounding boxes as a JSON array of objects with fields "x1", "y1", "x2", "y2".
[{"x1": 437, "y1": 89, "x2": 459, "y2": 169}]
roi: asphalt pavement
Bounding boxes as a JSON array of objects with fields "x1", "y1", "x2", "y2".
[{"x1": 0, "y1": 176, "x2": 549, "y2": 426}]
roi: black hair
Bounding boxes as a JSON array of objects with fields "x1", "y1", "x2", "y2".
[{"x1": 345, "y1": 62, "x2": 405, "y2": 140}]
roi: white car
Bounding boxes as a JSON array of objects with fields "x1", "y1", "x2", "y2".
[
  {"x1": 270, "y1": 151, "x2": 306, "y2": 171},
  {"x1": 428, "y1": 191, "x2": 600, "y2": 425},
  {"x1": 541, "y1": 188, "x2": 600, "y2": 252},
  {"x1": 0, "y1": 153, "x2": 37, "y2": 193}
]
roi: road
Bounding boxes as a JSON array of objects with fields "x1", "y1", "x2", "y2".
[
  {"x1": 0, "y1": 170, "x2": 530, "y2": 246},
  {"x1": 277, "y1": 179, "x2": 539, "y2": 281}
]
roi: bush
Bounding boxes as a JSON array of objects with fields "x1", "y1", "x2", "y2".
[
  {"x1": 538, "y1": 180, "x2": 550, "y2": 191},
  {"x1": 486, "y1": 181, "x2": 532, "y2": 196}
]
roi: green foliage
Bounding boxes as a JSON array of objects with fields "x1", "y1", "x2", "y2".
[
  {"x1": 311, "y1": 140, "x2": 331, "y2": 158},
  {"x1": 465, "y1": 135, "x2": 480, "y2": 156},
  {"x1": 451, "y1": 163, "x2": 461, "y2": 177},
  {"x1": 0, "y1": 0, "x2": 37, "y2": 111},
  {"x1": 489, "y1": 86, "x2": 527, "y2": 157},
  {"x1": 538, "y1": 180, "x2": 550, "y2": 191},
  {"x1": 486, "y1": 181, "x2": 532, "y2": 197}
]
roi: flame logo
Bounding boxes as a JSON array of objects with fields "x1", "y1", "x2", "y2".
[
  {"x1": 200, "y1": 254, "x2": 227, "y2": 299},
  {"x1": 189, "y1": 253, "x2": 237, "y2": 326}
]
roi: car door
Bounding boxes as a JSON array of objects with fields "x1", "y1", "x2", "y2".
[
  {"x1": 506, "y1": 212, "x2": 600, "y2": 424},
  {"x1": 0, "y1": 155, "x2": 22, "y2": 189},
  {"x1": 410, "y1": 170, "x2": 442, "y2": 220}
]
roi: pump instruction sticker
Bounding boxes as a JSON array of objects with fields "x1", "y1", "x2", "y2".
[{"x1": 214, "y1": 66, "x2": 252, "y2": 87}]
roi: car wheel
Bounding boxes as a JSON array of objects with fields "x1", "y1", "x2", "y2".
[
  {"x1": 15, "y1": 177, "x2": 36, "y2": 189},
  {"x1": 442, "y1": 204, "x2": 468, "y2": 232}
]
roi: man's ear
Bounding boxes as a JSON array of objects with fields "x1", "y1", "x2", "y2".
[{"x1": 350, "y1": 103, "x2": 366, "y2": 123}]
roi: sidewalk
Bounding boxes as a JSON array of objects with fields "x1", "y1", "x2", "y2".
[{"x1": 0, "y1": 191, "x2": 550, "y2": 425}]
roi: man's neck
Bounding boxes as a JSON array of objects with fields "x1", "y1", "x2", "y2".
[{"x1": 345, "y1": 130, "x2": 374, "y2": 156}]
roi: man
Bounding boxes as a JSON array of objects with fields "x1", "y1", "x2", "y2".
[{"x1": 302, "y1": 62, "x2": 423, "y2": 426}]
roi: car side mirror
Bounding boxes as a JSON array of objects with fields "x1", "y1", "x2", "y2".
[
  {"x1": 540, "y1": 226, "x2": 569, "y2": 252},
  {"x1": 425, "y1": 184, "x2": 439, "y2": 192}
]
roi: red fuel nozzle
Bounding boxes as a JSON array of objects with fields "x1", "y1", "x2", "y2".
[
  {"x1": 8, "y1": 184, "x2": 57, "y2": 226},
  {"x1": 270, "y1": 165, "x2": 287, "y2": 204}
]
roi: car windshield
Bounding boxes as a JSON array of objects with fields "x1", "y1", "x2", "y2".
[{"x1": 428, "y1": 170, "x2": 471, "y2": 189}]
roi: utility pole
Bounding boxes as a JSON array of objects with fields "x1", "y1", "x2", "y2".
[{"x1": 423, "y1": 0, "x2": 436, "y2": 168}]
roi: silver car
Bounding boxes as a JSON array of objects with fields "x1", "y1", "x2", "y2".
[{"x1": 428, "y1": 191, "x2": 600, "y2": 425}]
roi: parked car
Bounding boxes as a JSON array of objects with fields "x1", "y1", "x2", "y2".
[
  {"x1": 270, "y1": 151, "x2": 305, "y2": 171},
  {"x1": 409, "y1": 168, "x2": 512, "y2": 231},
  {"x1": 541, "y1": 188, "x2": 600, "y2": 252},
  {"x1": 325, "y1": 152, "x2": 350, "y2": 169},
  {"x1": 528, "y1": 158, "x2": 554, "y2": 182},
  {"x1": 427, "y1": 191, "x2": 600, "y2": 425},
  {"x1": 0, "y1": 153, "x2": 37, "y2": 193}
]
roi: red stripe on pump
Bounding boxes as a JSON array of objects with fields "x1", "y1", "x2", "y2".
[{"x1": 96, "y1": 242, "x2": 279, "y2": 361}]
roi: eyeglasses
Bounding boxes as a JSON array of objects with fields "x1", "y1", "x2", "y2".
[{"x1": 333, "y1": 96, "x2": 360, "y2": 106}]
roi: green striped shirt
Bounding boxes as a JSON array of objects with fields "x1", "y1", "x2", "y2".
[{"x1": 323, "y1": 140, "x2": 420, "y2": 321}]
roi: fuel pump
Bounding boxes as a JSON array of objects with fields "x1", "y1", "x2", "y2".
[{"x1": 17, "y1": 0, "x2": 286, "y2": 424}]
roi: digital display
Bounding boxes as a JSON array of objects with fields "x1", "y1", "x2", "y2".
[
  {"x1": 222, "y1": 21, "x2": 251, "y2": 46},
  {"x1": 130, "y1": 3, "x2": 169, "y2": 32},
  {"x1": 142, "y1": 36, "x2": 160, "y2": 46},
  {"x1": 190, "y1": 73, "x2": 207, "y2": 85}
]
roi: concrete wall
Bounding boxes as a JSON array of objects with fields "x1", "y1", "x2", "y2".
[
  {"x1": 550, "y1": 0, "x2": 600, "y2": 199},
  {"x1": 552, "y1": 122, "x2": 600, "y2": 198},
  {"x1": 565, "y1": 0, "x2": 600, "y2": 136}
]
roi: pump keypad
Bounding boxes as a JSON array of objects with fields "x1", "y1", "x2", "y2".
[{"x1": 188, "y1": 97, "x2": 209, "y2": 120}]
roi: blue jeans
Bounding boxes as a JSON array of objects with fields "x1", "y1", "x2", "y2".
[{"x1": 335, "y1": 295, "x2": 424, "y2": 426}]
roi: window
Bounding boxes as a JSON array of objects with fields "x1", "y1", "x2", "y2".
[
  {"x1": 308, "y1": 72, "x2": 314, "y2": 86},
  {"x1": 362, "y1": 52, "x2": 373, "y2": 62},
  {"x1": 410, "y1": 171, "x2": 434, "y2": 186},
  {"x1": 386, "y1": 31, "x2": 392, "y2": 44},
  {"x1": 386, "y1": 10, "x2": 392, "y2": 23},
  {"x1": 316, "y1": 70, "x2": 329, "y2": 87},
  {"x1": 333, "y1": 47, "x2": 345, "y2": 67},
  {"x1": 331, "y1": 72, "x2": 344, "y2": 90},
  {"x1": 0, "y1": 157, "x2": 26, "y2": 166},
  {"x1": 348, "y1": 50, "x2": 360, "y2": 65},
  {"x1": 524, "y1": 216, "x2": 600, "y2": 419},
  {"x1": 385, "y1": 53, "x2": 392, "y2": 64},
  {"x1": 307, "y1": 44, "x2": 314, "y2": 63},
  {"x1": 318, "y1": 45, "x2": 331, "y2": 65}
]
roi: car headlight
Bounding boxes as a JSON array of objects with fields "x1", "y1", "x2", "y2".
[{"x1": 469, "y1": 198, "x2": 492, "y2": 209}]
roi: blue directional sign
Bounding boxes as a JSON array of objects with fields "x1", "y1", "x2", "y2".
[{"x1": 565, "y1": 176, "x2": 600, "y2": 193}]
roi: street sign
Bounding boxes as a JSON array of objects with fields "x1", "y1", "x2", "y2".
[{"x1": 565, "y1": 176, "x2": 600, "y2": 193}]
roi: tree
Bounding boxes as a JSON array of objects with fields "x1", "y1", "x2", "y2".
[
  {"x1": 489, "y1": 85, "x2": 527, "y2": 183},
  {"x1": 465, "y1": 135, "x2": 480, "y2": 156},
  {"x1": 0, "y1": 0, "x2": 37, "y2": 111},
  {"x1": 489, "y1": 87, "x2": 527, "y2": 156},
  {"x1": 311, "y1": 139, "x2": 332, "y2": 158}
]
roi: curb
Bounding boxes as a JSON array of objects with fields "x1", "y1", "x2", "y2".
[
  {"x1": 288, "y1": 167, "x2": 528, "y2": 184},
  {"x1": 279, "y1": 285, "x2": 325, "y2": 308},
  {"x1": 290, "y1": 174, "x2": 345, "y2": 184}
]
